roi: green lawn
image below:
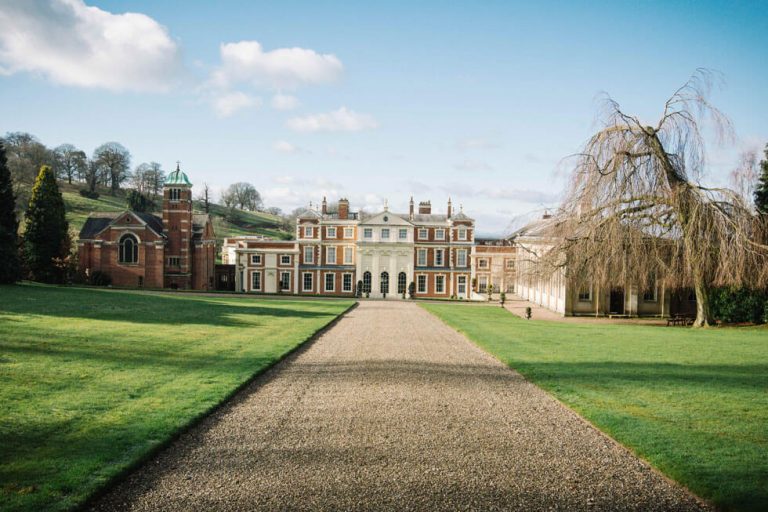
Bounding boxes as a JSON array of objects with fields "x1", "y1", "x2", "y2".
[
  {"x1": 0, "y1": 284, "x2": 352, "y2": 512},
  {"x1": 421, "y1": 303, "x2": 768, "y2": 512}
]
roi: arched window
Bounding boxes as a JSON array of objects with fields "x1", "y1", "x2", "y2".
[
  {"x1": 119, "y1": 234, "x2": 139, "y2": 264},
  {"x1": 363, "y1": 271, "x2": 372, "y2": 293},
  {"x1": 380, "y1": 271, "x2": 389, "y2": 294},
  {"x1": 398, "y1": 272, "x2": 407, "y2": 294}
]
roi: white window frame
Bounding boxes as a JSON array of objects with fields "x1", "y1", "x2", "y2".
[
  {"x1": 326, "y1": 226, "x2": 337, "y2": 238},
  {"x1": 302, "y1": 272, "x2": 313, "y2": 292},
  {"x1": 478, "y1": 258, "x2": 489, "y2": 269},
  {"x1": 251, "y1": 271, "x2": 262, "y2": 291},
  {"x1": 364, "y1": 228, "x2": 373, "y2": 239},
  {"x1": 398, "y1": 228, "x2": 408, "y2": 240},
  {"x1": 435, "y1": 249, "x2": 444, "y2": 267},
  {"x1": 280, "y1": 271, "x2": 291, "y2": 291},
  {"x1": 435, "y1": 228, "x2": 445, "y2": 240},
  {"x1": 304, "y1": 226, "x2": 313, "y2": 238},
  {"x1": 280, "y1": 255, "x2": 291, "y2": 265},
  {"x1": 304, "y1": 246, "x2": 314, "y2": 264},
  {"x1": 381, "y1": 228, "x2": 390, "y2": 240},
  {"x1": 326, "y1": 246, "x2": 337, "y2": 265},
  {"x1": 169, "y1": 188, "x2": 181, "y2": 201},
  {"x1": 344, "y1": 227, "x2": 354, "y2": 239},
  {"x1": 344, "y1": 246, "x2": 353, "y2": 264},
  {"x1": 417, "y1": 249, "x2": 427, "y2": 266},
  {"x1": 418, "y1": 228, "x2": 428, "y2": 240},
  {"x1": 435, "y1": 274, "x2": 446, "y2": 294},
  {"x1": 457, "y1": 249, "x2": 467, "y2": 267},
  {"x1": 458, "y1": 228, "x2": 467, "y2": 241},
  {"x1": 324, "y1": 272, "x2": 335, "y2": 292},
  {"x1": 417, "y1": 274, "x2": 427, "y2": 293},
  {"x1": 342, "y1": 273, "x2": 353, "y2": 292},
  {"x1": 251, "y1": 254, "x2": 262, "y2": 265}
]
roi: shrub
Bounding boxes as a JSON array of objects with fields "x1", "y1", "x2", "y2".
[
  {"x1": 408, "y1": 282, "x2": 415, "y2": 299},
  {"x1": 710, "y1": 287, "x2": 767, "y2": 324},
  {"x1": 89, "y1": 270, "x2": 112, "y2": 286},
  {"x1": 500, "y1": 291, "x2": 506, "y2": 307},
  {"x1": 356, "y1": 280, "x2": 363, "y2": 298},
  {"x1": 79, "y1": 189, "x2": 100, "y2": 199}
]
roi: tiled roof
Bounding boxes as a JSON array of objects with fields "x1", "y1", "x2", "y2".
[{"x1": 78, "y1": 211, "x2": 164, "y2": 239}]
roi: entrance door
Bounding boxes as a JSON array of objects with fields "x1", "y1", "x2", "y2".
[
  {"x1": 265, "y1": 269, "x2": 277, "y2": 293},
  {"x1": 610, "y1": 288, "x2": 625, "y2": 314},
  {"x1": 457, "y1": 276, "x2": 467, "y2": 299},
  {"x1": 380, "y1": 271, "x2": 389, "y2": 296}
]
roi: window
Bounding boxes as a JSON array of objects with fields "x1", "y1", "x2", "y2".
[
  {"x1": 251, "y1": 254, "x2": 262, "y2": 265},
  {"x1": 381, "y1": 228, "x2": 390, "y2": 239},
  {"x1": 325, "y1": 273, "x2": 335, "y2": 292},
  {"x1": 167, "y1": 256, "x2": 180, "y2": 267},
  {"x1": 304, "y1": 226, "x2": 313, "y2": 238},
  {"x1": 119, "y1": 234, "x2": 139, "y2": 264},
  {"x1": 304, "y1": 246, "x2": 314, "y2": 263},
  {"x1": 169, "y1": 188, "x2": 181, "y2": 201},
  {"x1": 506, "y1": 259, "x2": 515, "y2": 269},
  {"x1": 363, "y1": 271, "x2": 372, "y2": 293},
  {"x1": 435, "y1": 228, "x2": 445, "y2": 240},
  {"x1": 458, "y1": 228, "x2": 467, "y2": 240},
  {"x1": 578, "y1": 286, "x2": 592, "y2": 302},
  {"x1": 417, "y1": 275, "x2": 427, "y2": 293},
  {"x1": 344, "y1": 246, "x2": 353, "y2": 264},
  {"x1": 342, "y1": 273, "x2": 353, "y2": 292},
  {"x1": 435, "y1": 249, "x2": 444, "y2": 266},
  {"x1": 479, "y1": 276, "x2": 488, "y2": 293},
  {"x1": 643, "y1": 287, "x2": 658, "y2": 302},
  {"x1": 280, "y1": 272, "x2": 290, "y2": 291},
  {"x1": 344, "y1": 227, "x2": 354, "y2": 239},
  {"x1": 380, "y1": 271, "x2": 389, "y2": 294},
  {"x1": 364, "y1": 228, "x2": 373, "y2": 239},
  {"x1": 435, "y1": 275, "x2": 445, "y2": 294},
  {"x1": 417, "y1": 249, "x2": 427, "y2": 266},
  {"x1": 326, "y1": 247, "x2": 337, "y2": 264},
  {"x1": 326, "y1": 227, "x2": 337, "y2": 238},
  {"x1": 457, "y1": 249, "x2": 467, "y2": 267},
  {"x1": 398, "y1": 228, "x2": 408, "y2": 240},
  {"x1": 303, "y1": 272, "x2": 313, "y2": 292},
  {"x1": 251, "y1": 271, "x2": 261, "y2": 291},
  {"x1": 418, "y1": 228, "x2": 428, "y2": 240},
  {"x1": 398, "y1": 272, "x2": 407, "y2": 294},
  {"x1": 281, "y1": 255, "x2": 291, "y2": 265},
  {"x1": 478, "y1": 259, "x2": 488, "y2": 268}
]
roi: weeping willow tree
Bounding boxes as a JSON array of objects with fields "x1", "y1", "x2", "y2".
[{"x1": 535, "y1": 70, "x2": 768, "y2": 327}]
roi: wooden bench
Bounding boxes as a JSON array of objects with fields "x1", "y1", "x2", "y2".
[{"x1": 667, "y1": 314, "x2": 695, "y2": 326}]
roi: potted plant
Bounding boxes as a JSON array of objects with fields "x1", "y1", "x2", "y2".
[
  {"x1": 487, "y1": 283, "x2": 494, "y2": 301},
  {"x1": 500, "y1": 291, "x2": 506, "y2": 307},
  {"x1": 525, "y1": 306, "x2": 532, "y2": 320},
  {"x1": 408, "y1": 282, "x2": 415, "y2": 299}
]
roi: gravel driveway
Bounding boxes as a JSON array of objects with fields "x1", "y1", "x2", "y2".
[{"x1": 90, "y1": 301, "x2": 708, "y2": 511}]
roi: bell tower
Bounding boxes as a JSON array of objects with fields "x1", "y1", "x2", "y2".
[{"x1": 162, "y1": 163, "x2": 193, "y2": 289}]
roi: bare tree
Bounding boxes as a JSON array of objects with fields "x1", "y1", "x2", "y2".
[
  {"x1": 83, "y1": 158, "x2": 103, "y2": 193},
  {"x1": 93, "y1": 142, "x2": 131, "y2": 196},
  {"x1": 197, "y1": 182, "x2": 211, "y2": 213},
  {"x1": 533, "y1": 70, "x2": 768, "y2": 327},
  {"x1": 144, "y1": 162, "x2": 165, "y2": 197},
  {"x1": 222, "y1": 182, "x2": 262, "y2": 211},
  {"x1": 729, "y1": 150, "x2": 760, "y2": 207},
  {"x1": 53, "y1": 144, "x2": 87, "y2": 184}
]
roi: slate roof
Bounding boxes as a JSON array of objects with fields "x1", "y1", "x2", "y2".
[{"x1": 78, "y1": 211, "x2": 165, "y2": 239}]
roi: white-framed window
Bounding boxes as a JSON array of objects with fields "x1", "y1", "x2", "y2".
[
  {"x1": 435, "y1": 228, "x2": 445, "y2": 240},
  {"x1": 251, "y1": 271, "x2": 262, "y2": 291},
  {"x1": 381, "y1": 228, "x2": 390, "y2": 239},
  {"x1": 578, "y1": 285, "x2": 592, "y2": 302},
  {"x1": 344, "y1": 227, "x2": 354, "y2": 239},
  {"x1": 478, "y1": 258, "x2": 488, "y2": 268},
  {"x1": 281, "y1": 255, "x2": 291, "y2": 265},
  {"x1": 168, "y1": 188, "x2": 181, "y2": 201},
  {"x1": 364, "y1": 228, "x2": 373, "y2": 239},
  {"x1": 280, "y1": 271, "x2": 291, "y2": 291},
  {"x1": 506, "y1": 259, "x2": 515, "y2": 269},
  {"x1": 324, "y1": 273, "x2": 335, "y2": 292},
  {"x1": 326, "y1": 226, "x2": 337, "y2": 238},
  {"x1": 457, "y1": 249, "x2": 467, "y2": 267},
  {"x1": 479, "y1": 276, "x2": 488, "y2": 293},
  {"x1": 435, "y1": 275, "x2": 445, "y2": 294},
  {"x1": 304, "y1": 246, "x2": 314, "y2": 263},
  {"x1": 251, "y1": 254, "x2": 262, "y2": 265},
  {"x1": 418, "y1": 228, "x2": 428, "y2": 240},
  {"x1": 342, "y1": 273, "x2": 353, "y2": 292},
  {"x1": 435, "y1": 249, "x2": 444, "y2": 266},
  {"x1": 302, "y1": 272, "x2": 313, "y2": 292},
  {"x1": 344, "y1": 246, "x2": 353, "y2": 264},
  {"x1": 458, "y1": 228, "x2": 467, "y2": 240},
  {"x1": 167, "y1": 256, "x2": 180, "y2": 267},
  {"x1": 119, "y1": 234, "x2": 139, "y2": 264},
  {"x1": 417, "y1": 249, "x2": 427, "y2": 266},
  {"x1": 417, "y1": 274, "x2": 427, "y2": 293},
  {"x1": 326, "y1": 246, "x2": 337, "y2": 264},
  {"x1": 398, "y1": 228, "x2": 408, "y2": 240},
  {"x1": 304, "y1": 226, "x2": 313, "y2": 238}
]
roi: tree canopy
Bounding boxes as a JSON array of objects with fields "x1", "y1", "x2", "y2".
[{"x1": 0, "y1": 141, "x2": 21, "y2": 283}]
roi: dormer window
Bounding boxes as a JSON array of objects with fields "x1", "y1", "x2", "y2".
[{"x1": 169, "y1": 188, "x2": 181, "y2": 201}]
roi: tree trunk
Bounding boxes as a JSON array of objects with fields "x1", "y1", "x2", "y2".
[{"x1": 692, "y1": 272, "x2": 713, "y2": 327}]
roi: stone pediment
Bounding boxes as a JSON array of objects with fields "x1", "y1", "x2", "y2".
[{"x1": 359, "y1": 211, "x2": 412, "y2": 226}]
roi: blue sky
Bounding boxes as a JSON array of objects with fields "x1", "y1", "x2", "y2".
[{"x1": 0, "y1": 0, "x2": 766, "y2": 235}]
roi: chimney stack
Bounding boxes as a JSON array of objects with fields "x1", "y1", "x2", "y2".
[
  {"x1": 321, "y1": 196, "x2": 327, "y2": 215},
  {"x1": 338, "y1": 198, "x2": 349, "y2": 220},
  {"x1": 447, "y1": 197, "x2": 452, "y2": 219},
  {"x1": 418, "y1": 201, "x2": 432, "y2": 215},
  {"x1": 409, "y1": 196, "x2": 414, "y2": 220}
]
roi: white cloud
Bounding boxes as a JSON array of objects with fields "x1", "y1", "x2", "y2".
[
  {"x1": 273, "y1": 140, "x2": 308, "y2": 154},
  {"x1": 0, "y1": 0, "x2": 181, "y2": 92},
  {"x1": 287, "y1": 107, "x2": 378, "y2": 133},
  {"x1": 271, "y1": 93, "x2": 300, "y2": 110},
  {"x1": 211, "y1": 40, "x2": 342, "y2": 90},
  {"x1": 212, "y1": 91, "x2": 261, "y2": 118}
]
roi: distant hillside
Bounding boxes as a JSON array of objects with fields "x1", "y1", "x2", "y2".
[{"x1": 56, "y1": 183, "x2": 292, "y2": 240}]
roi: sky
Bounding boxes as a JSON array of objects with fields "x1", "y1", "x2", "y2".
[{"x1": 0, "y1": 0, "x2": 766, "y2": 236}]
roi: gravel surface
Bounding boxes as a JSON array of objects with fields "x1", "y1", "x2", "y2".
[{"x1": 90, "y1": 301, "x2": 709, "y2": 511}]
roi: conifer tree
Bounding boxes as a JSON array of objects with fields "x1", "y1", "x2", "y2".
[
  {"x1": 755, "y1": 143, "x2": 768, "y2": 215},
  {"x1": 0, "y1": 141, "x2": 21, "y2": 283},
  {"x1": 23, "y1": 165, "x2": 69, "y2": 283}
]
